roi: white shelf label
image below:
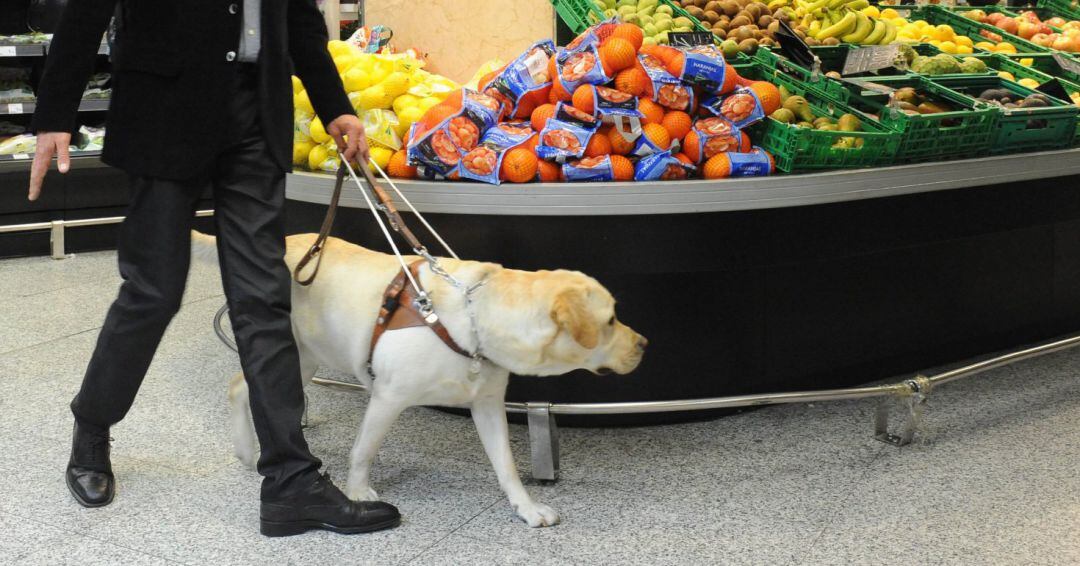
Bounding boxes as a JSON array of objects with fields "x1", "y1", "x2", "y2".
[
  {"x1": 13, "y1": 153, "x2": 30, "y2": 160},
  {"x1": 6, "y1": 103, "x2": 24, "y2": 114},
  {"x1": 0, "y1": 46, "x2": 16, "y2": 56}
]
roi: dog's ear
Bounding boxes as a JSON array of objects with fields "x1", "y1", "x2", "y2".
[{"x1": 551, "y1": 287, "x2": 599, "y2": 349}]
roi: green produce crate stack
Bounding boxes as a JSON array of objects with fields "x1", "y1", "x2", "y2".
[
  {"x1": 1003, "y1": 52, "x2": 1080, "y2": 84},
  {"x1": 924, "y1": 5, "x2": 1050, "y2": 54},
  {"x1": 550, "y1": 0, "x2": 713, "y2": 43},
  {"x1": 738, "y1": 62, "x2": 901, "y2": 172},
  {"x1": 837, "y1": 74, "x2": 997, "y2": 163},
  {"x1": 550, "y1": 0, "x2": 608, "y2": 34},
  {"x1": 1037, "y1": 0, "x2": 1080, "y2": 22},
  {"x1": 932, "y1": 75, "x2": 1078, "y2": 153}
]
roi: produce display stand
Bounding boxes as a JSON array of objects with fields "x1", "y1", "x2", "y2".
[{"x1": 280, "y1": 149, "x2": 1080, "y2": 478}]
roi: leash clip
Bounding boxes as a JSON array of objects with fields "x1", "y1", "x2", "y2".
[{"x1": 415, "y1": 292, "x2": 438, "y2": 325}]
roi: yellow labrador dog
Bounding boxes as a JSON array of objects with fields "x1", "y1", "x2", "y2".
[{"x1": 192, "y1": 232, "x2": 646, "y2": 527}]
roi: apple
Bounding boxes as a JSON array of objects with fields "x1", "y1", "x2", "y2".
[
  {"x1": 1047, "y1": 17, "x2": 1067, "y2": 28},
  {"x1": 1017, "y1": 21, "x2": 1038, "y2": 40},
  {"x1": 986, "y1": 13, "x2": 1006, "y2": 25},
  {"x1": 997, "y1": 18, "x2": 1019, "y2": 35},
  {"x1": 1031, "y1": 33, "x2": 1054, "y2": 47},
  {"x1": 1036, "y1": 23, "x2": 1054, "y2": 35},
  {"x1": 1017, "y1": 11, "x2": 1041, "y2": 24},
  {"x1": 965, "y1": 10, "x2": 987, "y2": 22},
  {"x1": 1052, "y1": 35, "x2": 1080, "y2": 52}
]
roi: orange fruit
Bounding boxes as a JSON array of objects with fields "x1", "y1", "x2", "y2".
[
  {"x1": 599, "y1": 38, "x2": 637, "y2": 75},
  {"x1": 674, "y1": 152, "x2": 693, "y2": 165},
  {"x1": 761, "y1": 150, "x2": 776, "y2": 174},
  {"x1": 666, "y1": 52, "x2": 685, "y2": 78},
  {"x1": 638, "y1": 98, "x2": 664, "y2": 125},
  {"x1": 703, "y1": 153, "x2": 732, "y2": 179},
  {"x1": 595, "y1": 22, "x2": 619, "y2": 43},
  {"x1": 500, "y1": 148, "x2": 538, "y2": 183},
  {"x1": 515, "y1": 86, "x2": 551, "y2": 119},
  {"x1": 387, "y1": 149, "x2": 416, "y2": 179},
  {"x1": 739, "y1": 131, "x2": 751, "y2": 152},
  {"x1": 604, "y1": 125, "x2": 636, "y2": 155},
  {"x1": 548, "y1": 55, "x2": 558, "y2": 86},
  {"x1": 531, "y1": 103, "x2": 556, "y2": 132},
  {"x1": 718, "y1": 65, "x2": 741, "y2": 95},
  {"x1": 614, "y1": 65, "x2": 651, "y2": 98},
  {"x1": 661, "y1": 111, "x2": 692, "y2": 141},
  {"x1": 420, "y1": 103, "x2": 457, "y2": 130},
  {"x1": 572, "y1": 85, "x2": 595, "y2": 115},
  {"x1": 642, "y1": 123, "x2": 671, "y2": 150},
  {"x1": 610, "y1": 24, "x2": 644, "y2": 51},
  {"x1": 647, "y1": 45, "x2": 681, "y2": 66},
  {"x1": 537, "y1": 159, "x2": 563, "y2": 182},
  {"x1": 610, "y1": 155, "x2": 634, "y2": 181},
  {"x1": 584, "y1": 132, "x2": 612, "y2": 157},
  {"x1": 748, "y1": 81, "x2": 781, "y2": 116},
  {"x1": 684, "y1": 130, "x2": 701, "y2": 163},
  {"x1": 549, "y1": 80, "x2": 573, "y2": 103},
  {"x1": 525, "y1": 133, "x2": 540, "y2": 152}
]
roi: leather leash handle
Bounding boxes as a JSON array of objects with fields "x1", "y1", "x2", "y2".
[
  {"x1": 356, "y1": 159, "x2": 425, "y2": 251},
  {"x1": 293, "y1": 165, "x2": 346, "y2": 286}
]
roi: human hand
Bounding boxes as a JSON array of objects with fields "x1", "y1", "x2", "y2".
[
  {"x1": 28, "y1": 131, "x2": 72, "y2": 201},
  {"x1": 326, "y1": 114, "x2": 370, "y2": 167}
]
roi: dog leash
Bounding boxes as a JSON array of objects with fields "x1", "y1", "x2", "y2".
[{"x1": 292, "y1": 154, "x2": 488, "y2": 374}]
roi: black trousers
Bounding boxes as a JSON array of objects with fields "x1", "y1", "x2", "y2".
[{"x1": 71, "y1": 65, "x2": 320, "y2": 500}]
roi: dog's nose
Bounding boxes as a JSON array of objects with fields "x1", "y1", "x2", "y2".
[{"x1": 637, "y1": 336, "x2": 648, "y2": 350}]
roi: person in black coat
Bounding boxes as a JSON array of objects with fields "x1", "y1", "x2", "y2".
[{"x1": 27, "y1": 0, "x2": 401, "y2": 537}]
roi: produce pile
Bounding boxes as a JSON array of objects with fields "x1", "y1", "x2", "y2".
[
  {"x1": 398, "y1": 19, "x2": 785, "y2": 183},
  {"x1": 963, "y1": 8, "x2": 1080, "y2": 52},
  {"x1": 595, "y1": 0, "x2": 708, "y2": 47}
]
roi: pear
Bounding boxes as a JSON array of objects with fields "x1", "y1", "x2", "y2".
[
  {"x1": 655, "y1": 19, "x2": 673, "y2": 32},
  {"x1": 656, "y1": 4, "x2": 674, "y2": 15},
  {"x1": 782, "y1": 95, "x2": 815, "y2": 122},
  {"x1": 644, "y1": 23, "x2": 659, "y2": 36}
]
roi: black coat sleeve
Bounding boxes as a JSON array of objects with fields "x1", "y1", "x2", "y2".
[
  {"x1": 30, "y1": 0, "x2": 118, "y2": 134},
  {"x1": 287, "y1": 0, "x2": 355, "y2": 125}
]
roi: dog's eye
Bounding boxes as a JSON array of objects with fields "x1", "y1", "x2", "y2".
[{"x1": 608, "y1": 316, "x2": 615, "y2": 326}]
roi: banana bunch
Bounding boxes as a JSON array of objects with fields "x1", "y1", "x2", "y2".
[{"x1": 792, "y1": 0, "x2": 897, "y2": 46}]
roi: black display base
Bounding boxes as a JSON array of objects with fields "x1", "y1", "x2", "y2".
[{"x1": 286, "y1": 175, "x2": 1080, "y2": 426}]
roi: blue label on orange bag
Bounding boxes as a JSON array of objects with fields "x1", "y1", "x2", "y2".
[
  {"x1": 563, "y1": 156, "x2": 615, "y2": 182},
  {"x1": 630, "y1": 131, "x2": 665, "y2": 157},
  {"x1": 686, "y1": 116, "x2": 744, "y2": 164},
  {"x1": 537, "y1": 113, "x2": 594, "y2": 162},
  {"x1": 483, "y1": 41, "x2": 556, "y2": 119},
  {"x1": 406, "y1": 89, "x2": 499, "y2": 175},
  {"x1": 559, "y1": 18, "x2": 619, "y2": 61},
  {"x1": 726, "y1": 147, "x2": 773, "y2": 177},
  {"x1": 702, "y1": 87, "x2": 766, "y2": 129},
  {"x1": 634, "y1": 150, "x2": 696, "y2": 181},
  {"x1": 557, "y1": 43, "x2": 610, "y2": 92},
  {"x1": 591, "y1": 85, "x2": 643, "y2": 122},
  {"x1": 676, "y1": 45, "x2": 728, "y2": 91},
  {"x1": 481, "y1": 121, "x2": 534, "y2": 151}
]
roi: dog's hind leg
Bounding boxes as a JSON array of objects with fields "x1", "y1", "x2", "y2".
[
  {"x1": 345, "y1": 390, "x2": 408, "y2": 502},
  {"x1": 471, "y1": 396, "x2": 560, "y2": 528}
]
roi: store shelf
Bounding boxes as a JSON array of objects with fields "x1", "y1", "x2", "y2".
[
  {"x1": 0, "y1": 43, "x2": 47, "y2": 58},
  {"x1": 0, "y1": 153, "x2": 105, "y2": 174},
  {"x1": 0, "y1": 99, "x2": 109, "y2": 116},
  {"x1": 286, "y1": 148, "x2": 1080, "y2": 216}
]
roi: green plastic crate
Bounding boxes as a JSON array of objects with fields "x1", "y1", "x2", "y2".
[
  {"x1": 550, "y1": 0, "x2": 606, "y2": 35},
  {"x1": 1003, "y1": 52, "x2": 1080, "y2": 83},
  {"x1": 931, "y1": 75, "x2": 1079, "y2": 153},
  {"x1": 737, "y1": 63, "x2": 901, "y2": 172},
  {"x1": 837, "y1": 74, "x2": 997, "y2": 163},
  {"x1": 1037, "y1": 0, "x2": 1080, "y2": 21},
  {"x1": 981, "y1": 54, "x2": 1080, "y2": 144}
]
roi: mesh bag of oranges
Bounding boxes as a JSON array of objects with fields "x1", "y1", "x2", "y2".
[
  {"x1": 537, "y1": 102, "x2": 600, "y2": 162},
  {"x1": 458, "y1": 121, "x2": 539, "y2": 185},
  {"x1": 633, "y1": 150, "x2": 696, "y2": 181},
  {"x1": 406, "y1": 89, "x2": 501, "y2": 177},
  {"x1": 478, "y1": 40, "x2": 557, "y2": 121},
  {"x1": 638, "y1": 52, "x2": 697, "y2": 114}
]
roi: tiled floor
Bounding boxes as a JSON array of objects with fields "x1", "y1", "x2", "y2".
[{"x1": 1, "y1": 250, "x2": 1078, "y2": 566}]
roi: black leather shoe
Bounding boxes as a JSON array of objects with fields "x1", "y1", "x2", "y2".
[
  {"x1": 260, "y1": 473, "x2": 401, "y2": 537},
  {"x1": 66, "y1": 421, "x2": 115, "y2": 508}
]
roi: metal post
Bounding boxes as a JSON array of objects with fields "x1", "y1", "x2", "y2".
[
  {"x1": 49, "y1": 221, "x2": 65, "y2": 259},
  {"x1": 874, "y1": 376, "x2": 930, "y2": 446},
  {"x1": 526, "y1": 402, "x2": 559, "y2": 481}
]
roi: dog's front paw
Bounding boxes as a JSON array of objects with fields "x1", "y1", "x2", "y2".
[
  {"x1": 346, "y1": 484, "x2": 379, "y2": 502},
  {"x1": 514, "y1": 502, "x2": 560, "y2": 528}
]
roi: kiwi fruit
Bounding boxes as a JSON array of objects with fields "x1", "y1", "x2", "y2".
[
  {"x1": 705, "y1": 0, "x2": 723, "y2": 13},
  {"x1": 736, "y1": 25, "x2": 756, "y2": 42},
  {"x1": 729, "y1": 15, "x2": 751, "y2": 27},
  {"x1": 720, "y1": 0, "x2": 741, "y2": 16},
  {"x1": 745, "y1": 3, "x2": 762, "y2": 20},
  {"x1": 767, "y1": 20, "x2": 780, "y2": 34},
  {"x1": 694, "y1": 0, "x2": 708, "y2": 7},
  {"x1": 713, "y1": 21, "x2": 730, "y2": 32},
  {"x1": 703, "y1": 10, "x2": 722, "y2": 23},
  {"x1": 759, "y1": 36, "x2": 775, "y2": 46},
  {"x1": 712, "y1": 27, "x2": 728, "y2": 39},
  {"x1": 804, "y1": 36, "x2": 821, "y2": 46},
  {"x1": 687, "y1": 6, "x2": 706, "y2": 19},
  {"x1": 758, "y1": 15, "x2": 773, "y2": 28},
  {"x1": 822, "y1": 37, "x2": 840, "y2": 46},
  {"x1": 753, "y1": 29, "x2": 765, "y2": 40},
  {"x1": 737, "y1": 37, "x2": 759, "y2": 54}
]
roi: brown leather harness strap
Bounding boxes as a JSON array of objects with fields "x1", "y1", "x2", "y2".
[
  {"x1": 293, "y1": 166, "x2": 346, "y2": 286},
  {"x1": 369, "y1": 260, "x2": 472, "y2": 371}
]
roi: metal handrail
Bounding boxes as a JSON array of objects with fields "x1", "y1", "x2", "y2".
[{"x1": 0, "y1": 210, "x2": 213, "y2": 258}]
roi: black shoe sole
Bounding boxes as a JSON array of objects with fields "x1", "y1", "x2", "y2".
[
  {"x1": 65, "y1": 473, "x2": 114, "y2": 508},
  {"x1": 260, "y1": 516, "x2": 401, "y2": 537}
]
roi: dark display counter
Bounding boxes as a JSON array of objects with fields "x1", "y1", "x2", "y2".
[{"x1": 285, "y1": 148, "x2": 1080, "y2": 425}]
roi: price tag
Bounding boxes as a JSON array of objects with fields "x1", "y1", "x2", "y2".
[
  {"x1": 6, "y1": 103, "x2": 24, "y2": 114},
  {"x1": 1036, "y1": 77, "x2": 1071, "y2": 102},
  {"x1": 1053, "y1": 53, "x2": 1080, "y2": 76},
  {"x1": 668, "y1": 32, "x2": 715, "y2": 48},
  {"x1": 843, "y1": 44, "x2": 901, "y2": 76},
  {"x1": 0, "y1": 46, "x2": 16, "y2": 56},
  {"x1": 13, "y1": 153, "x2": 30, "y2": 160}
]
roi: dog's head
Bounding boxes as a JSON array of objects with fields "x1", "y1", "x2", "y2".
[{"x1": 477, "y1": 268, "x2": 646, "y2": 377}]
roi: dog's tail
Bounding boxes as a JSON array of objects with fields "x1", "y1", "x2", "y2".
[{"x1": 190, "y1": 230, "x2": 218, "y2": 264}]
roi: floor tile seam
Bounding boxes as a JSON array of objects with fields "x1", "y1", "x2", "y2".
[
  {"x1": 0, "y1": 325, "x2": 104, "y2": 360},
  {"x1": 398, "y1": 497, "x2": 504, "y2": 565},
  {"x1": 11, "y1": 273, "x2": 119, "y2": 299},
  {"x1": 795, "y1": 444, "x2": 889, "y2": 564}
]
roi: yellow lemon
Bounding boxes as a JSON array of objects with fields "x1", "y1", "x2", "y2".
[
  {"x1": 996, "y1": 42, "x2": 1017, "y2": 53},
  {"x1": 327, "y1": 40, "x2": 354, "y2": 58},
  {"x1": 881, "y1": 8, "x2": 899, "y2": 19},
  {"x1": 397, "y1": 105, "x2": 424, "y2": 129},
  {"x1": 861, "y1": 6, "x2": 880, "y2": 18},
  {"x1": 956, "y1": 44, "x2": 973, "y2": 54},
  {"x1": 291, "y1": 75, "x2": 303, "y2": 94},
  {"x1": 1017, "y1": 78, "x2": 1040, "y2": 89},
  {"x1": 307, "y1": 144, "x2": 328, "y2": 171},
  {"x1": 309, "y1": 117, "x2": 331, "y2": 144},
  {"x1": 955, "y1": 36, "x2": 973, "y2": 47},
  {"x1": 393, "y1": 94, "x2": 420, "y2": 115},
  {"x1": 407, "y1": 70, "x2": 428, "y2": 87},
  {"x1": 293, "y1": 141, "x2": 315, "y2": 166},
  {"x1": 369, "y1": 61, "x2": 393, "y2": 85},
  {"x1": 380, "y1": 71, "x2": 411, "y2": 98},
  {"x1": 1019, "y1": 57, "x2": 1034, "y2": 66},
  {"x1": 369, "y1": 146, "x2": 394, "y2": 173},
  {"x1": 934, "y1": 24, "x2": 954, "y2": 40},
  {"x1": 358, "y1": 84, "x2": 394, "y2": 110},
  {"x1": 939, "y1": 41, "x2": 957, "y2": 54},
  {"x1": 294, "y1": 89, "x2": 314, "y2": 114},
  {"x1": 974, "y1": 41, "x2": 996, "y2": 51},
  {"x1": 417, "y1": 96, "x2": 442, "y2": 113},
  {"x1": 998, "y1": 71, "x2": 1016, "y2": 81},
  {"x1": 342, "y1": 67, "x2": 371, "y2": 92},
  {"x1": 334, "y1": 54, "x2": 360, "y2": 73}
]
